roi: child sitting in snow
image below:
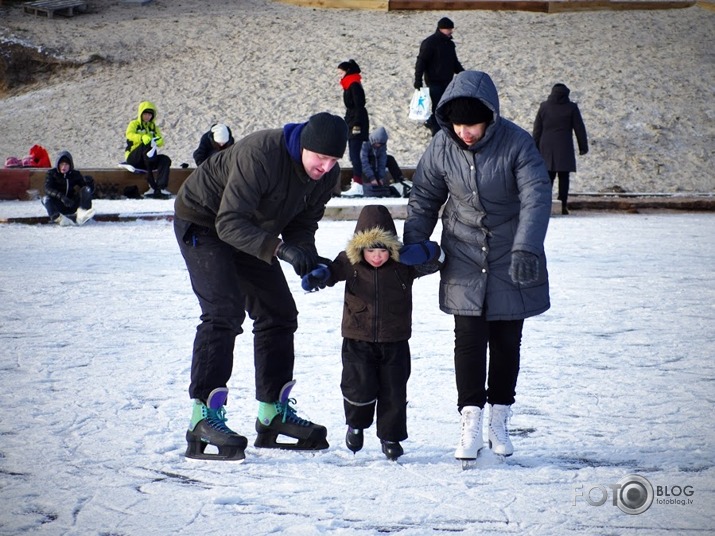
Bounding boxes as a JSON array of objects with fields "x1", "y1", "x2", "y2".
[
  {"x1": 42, "y1": 150, "x2": 96, "y2": 226},
  {"x1": 302, "y1": 204, "x2": 442, "y2": 460}
]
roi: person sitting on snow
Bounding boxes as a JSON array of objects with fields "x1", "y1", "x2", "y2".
[
  {"x1": 42, "y1": 150, "x2": 96, "y2": 226},
  {"x1": 359, "y1": 126, "x2": 411, "y2": 198}
]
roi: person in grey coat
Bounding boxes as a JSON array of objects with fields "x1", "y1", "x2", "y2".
[
  {"x1": 533, "y1": 83, "x2": 588, "y2": 214},
  {"x1": 401, "y1": 70, "x2": 551, "y2": 463}
]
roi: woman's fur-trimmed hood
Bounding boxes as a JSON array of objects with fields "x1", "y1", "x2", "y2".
[{"x1": 345, "y1": 205, "x2": 402, "y2": 265}]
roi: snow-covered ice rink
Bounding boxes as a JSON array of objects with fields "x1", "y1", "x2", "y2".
[{"x1": 1, "y1": 199, "x2": 713, "y2": 535}]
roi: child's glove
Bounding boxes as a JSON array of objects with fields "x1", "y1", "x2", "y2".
[
  {"x1": 399, "y1": 241, "x2": 441, "y2": 265},
  {"x1": 141, "y1": 134, "x2": 152, "y2": 145},
  {"x1": 301, "y1": 264, "x2": 331, "y2": 292}
]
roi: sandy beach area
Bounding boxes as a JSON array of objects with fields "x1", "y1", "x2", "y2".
[{"x1": 0, "y1": 0, "x2": 713, "y2": 194}]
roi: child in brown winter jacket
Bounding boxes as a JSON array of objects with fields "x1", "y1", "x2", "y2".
[{"x1": 302, "y1": 205, "x2": 442, "y2": 460}]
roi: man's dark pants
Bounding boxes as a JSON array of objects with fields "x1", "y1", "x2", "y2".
[{"x1": 174, "y1": 216, "x2": 297, "y2": 403}]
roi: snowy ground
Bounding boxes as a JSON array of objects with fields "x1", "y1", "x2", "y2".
[{"x1": 0, "y1": 200, "x2": 713, "y2": 535}]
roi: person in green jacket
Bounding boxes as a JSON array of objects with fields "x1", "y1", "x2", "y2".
[{"x1": 123, "y1": 100, "x2": 172, "y2": 198}]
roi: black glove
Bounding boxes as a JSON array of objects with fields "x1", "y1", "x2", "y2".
[
  {"x1": 276, "y1": 243, "x2": 318, "y2": 277},
  {"x1": 414, "y1": 81, "x2": 422, "y2": 90},
  {"x1": 414, "y1": 260, "x2": 441, "y2": 277},
  {"x1": 60, "y1": 195, "x2": 73, "y2": 207},
  {"x1": 509, "y1": 251, "x2": 539, "y2": 285},
  {"x1": 301, "y1": 264, "x2": 331, "y2": 292}
]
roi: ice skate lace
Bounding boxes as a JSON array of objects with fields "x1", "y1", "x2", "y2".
[
  {"x1": 460, "y1": 410, "x2": 480, "y2": 447},
  {"x1": 205, "y1": 406, "x2": 234, "y2": 434},
  {"x1": 490, "y1": 408, "x2": 512, "y2": 443},
  {"x1": 278, "y1": 398, "x2": 311, "y2": 426}
]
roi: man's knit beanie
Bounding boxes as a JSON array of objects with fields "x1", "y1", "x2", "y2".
[{"x1": 300, "y1": 112, "x2": 348, "y2": 158}]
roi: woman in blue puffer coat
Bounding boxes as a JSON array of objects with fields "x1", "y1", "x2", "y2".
[{"x1": 402, "y1": 70, "x2": 551, "y2": 463}]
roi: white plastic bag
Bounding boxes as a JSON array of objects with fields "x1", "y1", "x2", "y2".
[{"x1": 408, "y1": 88, "x2": 431, "y2": 121}]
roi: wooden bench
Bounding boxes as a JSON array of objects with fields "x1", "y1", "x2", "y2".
[
  {"x1": 23, "y1": 0, "x2": 88, "y2": 18},
  {"x1": 0, "y1": 166, "x2": 416, "y2": 200}
]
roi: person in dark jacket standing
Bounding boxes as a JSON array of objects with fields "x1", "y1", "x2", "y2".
[
  {"x1": 402, "y1": 71, "x2": 551, "y2": 465},
  {"x1": 192, "y1": 123, "x2": 235, "y2": 166},
  {"x1": 173, "y1": 112, "x2": 348, "y2": 462},
  {"x1": 414, "y1": 17, "x2": 465, "y2": 136},
  {"x1": 533, "y1": 83, "x2": 588, "y2": 214},
  {"x1": 42, "y1": 150, "x2": 96, "y2": 226},
  {"x1": 302, "y1": 205, "x2": 442, "y2": 461},
  {"x1": 338, "y1": 59, "x2": 370, "y2": 197}
]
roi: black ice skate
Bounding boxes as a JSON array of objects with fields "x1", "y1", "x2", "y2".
[
  {"x1": 254, "y1": 380, "x2": 329, "y2": 450},
  {"x1": 381, "y1": 440, "x2": 404, "y2": 461},
  {"x1": 345, "y1": 426, "x2": 363, "y2": 453},
  {"x1": 185, "y1": 387, "x2": 248, "y2": 461}
]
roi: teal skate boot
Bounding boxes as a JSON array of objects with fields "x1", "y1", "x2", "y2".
[
  {"x1": 185, "y1": 387, "x2": 248, "y2": 461},
  {"x1": 254, "y1": 380, "x2": 329, "y2": 450}
]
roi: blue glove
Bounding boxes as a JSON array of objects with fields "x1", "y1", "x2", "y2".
[
  {"x1": 509, "y1": 251, "x2": 539, "y2": 285},
  {"x1": 399, "y1": 241, "x2": 441, "y2": 266},
  {"x1": 301, "y1": 264, "x2": 331, "y2": 292}
]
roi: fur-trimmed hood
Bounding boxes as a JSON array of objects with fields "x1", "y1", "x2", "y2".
[{"x1": 345, "y1": 205, "x2": 402, "y2": 265}]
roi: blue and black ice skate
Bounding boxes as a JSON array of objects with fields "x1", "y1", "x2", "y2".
[{"x1": 254, "y1": 380, "x2": 329, "y2": 450}]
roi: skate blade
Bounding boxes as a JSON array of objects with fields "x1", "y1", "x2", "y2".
[
  {"x1": 185, "y1": 441, "x2": 246, "y2": 462},
  {"x1": 458, "y1": 458, "x2": 477, "y2": 470},
  {"x1": 254, "y1": 431, "x2": 329, "y2": 451}
]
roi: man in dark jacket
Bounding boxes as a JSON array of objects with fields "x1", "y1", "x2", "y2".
[
  {"x1": 414, "y1": 17, "x2": 465, "y2": 136},
  {"x1": 533, "y1": 83, "x2": 589, "y2": 214},
  {"x1": 192, "y1": 123, "x2": 235, "y2": 166},
  {"x1": 42, "y1": 150, "x2": 95, "y2": 226},
  {"x1": 174, "y1": 112, "x2": 348, "y2": 461},
  {"x1": 402, "y1": 71, "x2": 551, "y2": 464}
]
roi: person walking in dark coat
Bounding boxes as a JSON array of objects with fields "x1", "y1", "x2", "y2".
[
  {"x1": 402, "y1": 71, "x2": 551, "y2": 464},
  {"x1": 414, "y1": 17, "x2": 465, "y2": 136},
  {"x1": 174, "y1": 112, "x2": 348, "y2": 462},
  {"x1": 42, "y1": 150, "x2": 96, "y2": 226},
  {"x1": 533, "y1": 83, "x2": 589, "y2": 214},
  {"x1": 193, "y1": 123, "x2": 235, "y2": 166},
  {"x1": 301, "y1": 205, "x2": 442, "y2": 461},
  {"x1": 338, "y1": 59, "x2": 370, "y2": 197}
]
